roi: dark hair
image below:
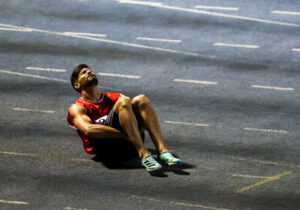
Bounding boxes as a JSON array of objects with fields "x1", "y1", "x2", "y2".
[{"x1": 70, "y1": 64, "x2": 89, "y2": 92}]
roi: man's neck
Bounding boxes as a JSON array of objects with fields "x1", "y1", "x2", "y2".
[{"x1": 80, "y1": 86, "x2": 102, "y2": 101}]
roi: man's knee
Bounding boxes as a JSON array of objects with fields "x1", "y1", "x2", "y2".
[
  {"x1": 132, "y1": 94, "x2": 150, "y2": 109},
  {"x1": 115, "y1": 96, "x2": 132, "y2": 110}
]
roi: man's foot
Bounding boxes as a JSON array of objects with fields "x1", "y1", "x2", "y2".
[
  {"x1": 159, "y1": 151, "x2": 182, "y2": 166},
  {"x1": 141, "y1": 154, "x2": 162, "y2": 172}
]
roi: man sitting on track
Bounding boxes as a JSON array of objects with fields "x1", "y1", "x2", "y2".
[{"x1": 67, "y1": 64, "x2": 181, "y2": 172}]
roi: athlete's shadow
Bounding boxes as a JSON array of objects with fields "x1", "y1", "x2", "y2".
[{"x1": 91, "y1": 141, "x2": 195, "y2": 177}]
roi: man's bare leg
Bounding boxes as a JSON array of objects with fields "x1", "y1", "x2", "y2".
[
  {"x1": 113, "y1": 96, "x2": 150, "y2": 158},
  {"x1": 132, "y1": 95, "x2": 167, "y2": 154}
]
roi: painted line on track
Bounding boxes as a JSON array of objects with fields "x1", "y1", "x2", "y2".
[
  {"x1": 195, "y1": 5, "x2": 239, "y2": 11},
  {"x1": 26, "y1": 67, "x2": 66, "y2": 72},
  {"x1": 165, "y1": 120, "x2": 209, "y2": 127},
  {"x1": 131, "y1": 195, "x2": 229, "y2": 210},
  {"x1": 0, "y1": 199, "x2": 29, "y2": 205},
  {"x1": 232, "y1": 174, "x2": 270, "y2": 179},
  {"x1": 236, "y1": 171, "x2": 292, "y2": 193},
  {"x1": 98, "y1": 72, "x2": 141, "y2": 79},
  {"x1": 226, "y1": 155, "x2": 300, "y2": 168},
  {"x1": 117, "y1": 0, "x2": 300, "y2": 27},
  {"x1": 0, "y1": 69, "x2": 68, "y2": 83},
  {"x1": 0, "y1": 151, "x2": 39, "y2": 157},
  {"x1": 0, "y1": 69, "x2": 120, "y2": 91},
  {"x1": 213, "y1": 43, "x2": 260, "y2": 48},
  {"x1": 136, "y1": 37, "x2": 182, "y2": 43},
  {"x1": 13, "y1": 107, "x2": 55, "y2": 114},
  {"x1": 63, "y1": 32, "x2": 106, "y2": 38},
  {"x1": 0, "y1": 27, "x2": 32, "y2": 32},
  {"x1": 271, "y1": 10, "x2": 300, "y2": 16},
  {"x1": 173, "y1": 79, "x2": 218, "y2": 85},
  {"x1": 70, "y1": 158, "x2": 91, "y2": 162},
  {"x1": 244, "y1": 127, "x2": 288, "y2": 134},
  {"x1": 292, "y1": 48, "x2": 300, "y2": 52},
  {"x1": 65, "y1": 207, "x2": 90, "y2": 210},
  {"x1": 251, "y1": 85, "x2": 294, "y2": 91},
  {"x1": 0, "y1": 22, "x2": 214, "y2": 59}
]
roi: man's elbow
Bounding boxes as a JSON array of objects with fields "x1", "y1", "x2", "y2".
[{"x1": 83, "y1": 125, "x2": 104, "y2": 138}]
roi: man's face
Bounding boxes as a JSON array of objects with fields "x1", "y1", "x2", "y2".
[{"x1": 76, "y1": 67, "x2": 98, "y2": 90}]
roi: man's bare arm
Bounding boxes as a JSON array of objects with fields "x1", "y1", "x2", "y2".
[{"x1": 69, "y1": 104, "x2": 125, "y2": 139}]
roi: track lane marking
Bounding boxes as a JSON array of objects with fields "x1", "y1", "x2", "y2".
[
  {"x1": 165, "y1": 120, "x2": 209, "y2": 127},
  {"x1": 63, "y1": 32, "x2": 106, "y2": 38},
  {"x1": 271, "y1": 10, "x2": 300, "y2": 16},
  {"x1": 65, "y1": 207, "x2": 90, "y2": 210},
  {"x1": 0, "y1": 22, "x2": 215, "y2": 59},
  {"x1": 244, "y1": 127, "x2": 288, "y2": 134},
  {"x1": 26, "y1": 67, "x2": 66, "y2": 72},
  {"x1": 0, "y1": 151, "x2": 39, "y2": 157},
  {"x1": 232, "y1": 174, "x2": 269, "y2": 179},
  {"x1": 0, "y1": 69, "x2": 121, "y2": 91},
  {"x1": 292, "y1": 48, "x2": 300, "y2": 52},
  {"x1": 213, "y1": 43, "x2": 260, "y2": 48},
  {"x1": 236, "y1": 171, "x2": 293, "y2": 193},
  {"x1": 13, "y1": 107, "x2": 55, "y2": 114},
  {"x1": 0, "y1": 199, "x2": 29, "y2": 205},
  {"x1": 0, "y1": 69, "x2": 68, "y2": 83},
  {"x1": 98, "y1": 72, "x2": 140, "y2": 79},
  {"x1": 174, "y1": 79, "x2": 218, "y2": 85},
  {"x1": 226, "y1": 155, "x2": 300, "y2": 168},
  {"x1": 0, "y1": 27, "x2": 32, "y2": 32},
  {"x1": 136, "y1": 37, "x2": 182, "y2": 43},
  {"x1": 117, "y1": 0, "x2": 300, "y2": 27},
  {"x1": 131, "y1": 195, "x2": 229, "y2": 210},
  {"x1": 251, "y1": 85, "x2": 294, "y2": 91},
  {"x1": 195, "y1": 6, "x2": 239, "y2": 11}
]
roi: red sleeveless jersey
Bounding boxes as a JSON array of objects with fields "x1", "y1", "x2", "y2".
[{"x1": 67, "y1": 92, "x2": 122, "y2": 154}]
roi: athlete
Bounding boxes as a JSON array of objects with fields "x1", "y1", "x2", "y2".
[{"x1": 67, "y1": 64, "x2": 181, "y2": 172}]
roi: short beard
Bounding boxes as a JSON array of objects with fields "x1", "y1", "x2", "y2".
[{"x1": 85, "y1": 77, "x2": 98, "y2": 88}]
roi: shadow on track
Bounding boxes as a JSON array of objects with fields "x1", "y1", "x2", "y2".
[{"x1": 91, "y1": 140, "x2": 195, "y2": 177}]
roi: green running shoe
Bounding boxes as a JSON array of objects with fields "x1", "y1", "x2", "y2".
[
  {"x1": 141, "y1": 154, "x2": 162, "y2": 172},
  {"x1": 159, "y1": 151, "x2": 182, "y2": 166}
]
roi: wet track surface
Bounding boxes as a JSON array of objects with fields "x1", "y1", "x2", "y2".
[{"x1": 0, "y1": 0, "x2": 300, "y2": 209}]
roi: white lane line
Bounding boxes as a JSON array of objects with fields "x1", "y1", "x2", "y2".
[
  {"x1": 292, "y1": 48, "x2": 300, "y2": 52},
  {"x1": 0, "y1": 151, "x2": 39, "y2": 157},
  {"x1": 271, "y1": 10, "x2": 300, "y2": 16},
  {"x1": 98, "y1": 72, "x2": 141, "y2": 79},
  {"x1": 136, "y1": 37, "x2": 182, "y2": 43},
  {"x1": 251, "y1": 85, "x2": 294, "y2": 91},
  {"x1": 26, "y1": 67, "x2": 66, "y2": 72},
  {"x1": 70, "y1": 158, "x2": 91, "y2": 162},
  {"x1": 0, "y1": 69, "x2": 68, "y2": 83},
  {"x1": 65, "y1": 207, "x2": 90, "y2": 210},
  {"x1": 165, "y1": 120, "x2": 209, "y2": 127},
  {"x1": 0, "y1": 200, "x2": 29, "y2": 205},
  {"x1": 0, "y1": 69, "x2": 120, "y2": 91},
  {"x1": 117, "y1": 0, "x2": 162, "y2": 6},
  {"x1": 0, "y1": 27, "x2": 32, "y2": 32},
  {"x1": 0, "y1": 22, "x2": 215, "y2": 59},
  {"x1": 173, "y1": 79, "x2": 218, "y2": 85},
  {"x1": 244, "y1": 127, "x2": 288, "y2": 134},
  {"x1": 226, "y1": 155, "x2": 300, "y2": 168},
  {"x1": 131, "y1": 195, "x2": 229, "y2": 210},
  {"x1": 232, "y1": 174, "x2": 270, "y2": 179},
  {"x1": 117, "y1": 0, "x2": 300, "y2": 27},
  {"x1": 63, "y1": 32, "x2": 106, "y2": 38},
  {"x1": 213, "y1": 43, "x2": 260, "y2": 49},
  {"x1": 13, "y1": 107, "x2": 55, "y2": 114},
  {"x1": 195, "y1": 5, "x2": 239, "y2": 11}
]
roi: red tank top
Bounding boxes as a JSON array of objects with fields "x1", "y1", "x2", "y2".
[{"x1": 67, "y1": 92, "x2": 122, "y2": 154}]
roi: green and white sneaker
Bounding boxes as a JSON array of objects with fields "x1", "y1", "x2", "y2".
[
  {"x1": 159, "y1": 151, "x2": 182, "y2": 166},
  {"x1": 141, "y1": 154, "x2": 162, "y2": 172}
]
